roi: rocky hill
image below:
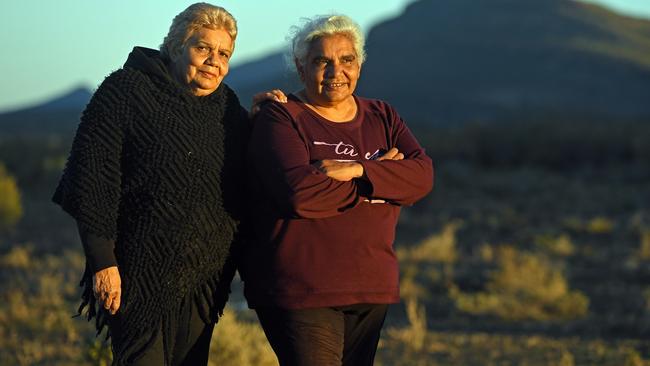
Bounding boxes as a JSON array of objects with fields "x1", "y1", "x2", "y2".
[{"x1": 2, "y1": 0, "x2": 650, "y2": 136}]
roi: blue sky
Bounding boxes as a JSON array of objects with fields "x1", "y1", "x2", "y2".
[{"x1": 0, "y1": 0, "x2": 649, "y2": 112}]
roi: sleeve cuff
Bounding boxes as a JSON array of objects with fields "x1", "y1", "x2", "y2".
[{"x1": 77, "y1": 223, "x2": 117, "y2": 273}]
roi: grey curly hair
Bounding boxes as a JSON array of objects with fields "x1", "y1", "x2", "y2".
[
  {"x1": 160, "y1": 3, "x2": 237, "y2": 60},
  {"x1": 288, "y1": 14, "x2": 366, "y2": 70}
]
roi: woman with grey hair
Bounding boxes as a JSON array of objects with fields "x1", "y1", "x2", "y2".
[
  {"x1": 242, "y1": 14, "x2": 434, "y2": 366},
  {"x1": 53, "y1": 3, "x2": 284, "y2": 365}
]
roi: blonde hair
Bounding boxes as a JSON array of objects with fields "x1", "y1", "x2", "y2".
[
  {"x1": 161, "y1": 3, "x2": 237, "y2": 60},
  {"x1": 289, "y1": 14, "x2": 366, "y2": 69}
]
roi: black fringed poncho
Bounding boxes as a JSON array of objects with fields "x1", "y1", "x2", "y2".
[{"x1": 52, "y1": 47, "x2": 248, "y2": 365}]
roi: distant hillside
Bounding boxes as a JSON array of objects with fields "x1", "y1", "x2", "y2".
[
  {"x1": 357, "y1": 0, "x2": 650, "y2": 124},
  {"x1": 0, "y1": 87, "x2": 91, "y2": 137},
  {"x1": 222, "y1": 0, "x2": 650, "y2": 125},
  {"x1": 226, "y1": 53, "x2": 302, "y2": 109},
  {"x1": 2, "y1": 0, "x2": 649, "y2": 137}
]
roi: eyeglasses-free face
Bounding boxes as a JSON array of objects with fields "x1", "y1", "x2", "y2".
[
  {"x1": 173, "y1": 27, "x2": 233, "y2": 97},
  {"x1": 297, "y1": 34, "x2": 361, "y2": 108}
]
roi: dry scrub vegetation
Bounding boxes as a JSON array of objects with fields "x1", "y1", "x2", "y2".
[{"x1": 2, "y1": 120, "x2": 650, "y2": 365}]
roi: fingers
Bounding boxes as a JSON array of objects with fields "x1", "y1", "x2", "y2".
[
  {"x1": 249, "y1": 104, "x2": 261, "y2": 118},
  {"x1": 105, "y1": 289, "x2": 121, "y2": 314},
  {"x1": 111, "y1": 291, "x2": 121, "y2": 314},
  {"x1": 93, "y1": 274, "x2": 107, "y2": 303},
  {"x1": 249, "y1": 89, "x2": 287, "y2": 118},
  {"x1": 378, "y1": 147, "x2": 399, "y2": 161},
  {"x1": 377, "y1": 148, "x2": 405, "y2": 161},
  {"x1": 315, "y1": 161, "x2": 363, "y2": 181},
  {"x1": 93, "y1": 266, "x2": 121, "y2": 315},
  {"x1": 268, "y1": 89, "x2": 288, "y2": 103},
  {"x1": 252, "y1": 89, "x2": 288, "y2": 105},
  {"x1": 317, "y1": 159, "x2": 335, "y2": 167},
  {"x1": 104, "y1": 290, "x2": 115, "y2": 310}
]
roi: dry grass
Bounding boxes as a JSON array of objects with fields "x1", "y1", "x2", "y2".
[
  {"x1": 0, "y1": 244, "x2": 277, "y2": 366},
  {"x1": 451, "y1": 245, "x2": 589, "y2": 321},
  {"x1": 638, "y1": 230, "x2": 650, "y2": 261},
  {"x1": 378, "y1": 327, "x2": 650, "y2": 366},
  {"x1": 0, "y1": 162, "x2": 23, "y2": 231},
  {"x1": 397, "y1": 221, "x2": 462, "y2": 264},
  {"x1": 210, "y1": 309, "x2": 277, "y2": 366},
  {"x1": 0, "y1": 245, "x2": 103, "y2": 366},
  {"x1": 587, "y1": 217, "x2": 616, "y2": 234},
  {"x1": 2, "y1": 145, "x2": 650, "y2": 365},
  {"x1": 535, "y1": 233, "x2": 576, "y2": 257},
  {"x1": 562, "y1": 216, "x2": 616, "y2": 235}
]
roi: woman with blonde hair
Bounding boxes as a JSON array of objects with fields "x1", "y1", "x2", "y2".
[
  {"x1": 242, "y1": 14, "x2": 434, "y2": 366},
  {"x1": 53, "y1": 3, "x2": 284, "y2": 365}
]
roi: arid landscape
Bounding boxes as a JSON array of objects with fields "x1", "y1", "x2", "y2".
[{"x1": 2, "y1": 0, "x2": 650, "y2": 364}]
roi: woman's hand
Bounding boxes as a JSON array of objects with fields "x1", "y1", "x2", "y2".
[
  {"x1": 377, "y1": 147, "x2": 404, "y2": 161},
  {"x1": 314, "y1": 148, "x2": 405, "y2": 182},
  {"x1": 93, "y1": 266, "x2": 121, "y2": 315},
  {"x1": 313, "y1": 160, "x2": 364, "y2": 182},
  {"x1": 250, "y1": 89, "x2": 288, "y2": 117}
]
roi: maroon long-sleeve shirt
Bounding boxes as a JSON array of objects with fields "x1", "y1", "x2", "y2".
[{"x1": 242, "y1": 94, "x2": 433, "y2": 309}]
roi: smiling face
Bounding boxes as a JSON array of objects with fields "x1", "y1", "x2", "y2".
[
  {"x1": 172, "y1": 27, "x2": 233, "y2": 96},
  {"x1": 297, "y1": 33, "x2": 361, "y2": 108}
]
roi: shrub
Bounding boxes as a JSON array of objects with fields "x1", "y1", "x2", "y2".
[
  {"x1": 638, "y1": 230, "x2": 650, "y2": 261},
  {"x1": 587, "y1": 217, "x2": 615, "y2": 234},
  {"x1": 0, "y1": 245, "x2": 278, "y2": 366},
  {"x1": 398, "y1": 221, "x2": 462, "y2": 264},
  {"x1": 562, "y1": 216, "x2": 616, "y2": 235},
  {"x1": 404, "y1": 298, "x2": 428, "y2": 352},
  {"x1": 0, "y1": 245, "x2": 99, "y2": 366},
  {"x1": 384, "y1": 298, "x2": 429, "y2": 355},
  {"x1": 0, "y1": 162, "x2": 23, "y2": 231},
  {"x1": 209, "y1": 309, "x2": 277, "y2": 366},
  {"x1": 535, "y1": 233, "x2": 575, "y2": 257},
  {"x1": 622, "y1": 348, "x2": 645, "y2": 366},
  {"x1": 451, "y1": 246, "x2": 589, "y2": 321}
]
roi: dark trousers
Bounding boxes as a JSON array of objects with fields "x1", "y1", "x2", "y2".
[
  {"x1": 108, "y1": 301, "x2": 214, "y2": 366},
  {"x1": 256, "y1": 303, "x2": 388, "y2": 366}
]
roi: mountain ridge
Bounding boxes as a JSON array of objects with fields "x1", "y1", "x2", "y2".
[
  {"x1": 2, "y1": 0, "x2": 649, "y2": 136},
  {"x1": 355, "y1": 0, "x2": 650, "y2": 124}
]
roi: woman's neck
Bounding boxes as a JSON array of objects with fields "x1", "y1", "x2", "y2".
[{"x1": 296, "y1": 90, "x2": 357, "y2": 123}]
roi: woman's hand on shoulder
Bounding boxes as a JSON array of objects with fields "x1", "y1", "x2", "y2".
[{"x1": 250, "y1": 89, "x2": 288, "y2": 118}]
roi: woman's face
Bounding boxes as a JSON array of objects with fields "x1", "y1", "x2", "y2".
[
  {"x1": 297, "y1": 34, "x2": 361, "y2": 107},
  {"x1": 173, "y1": 27, "x2": 233, "y2": 96}
]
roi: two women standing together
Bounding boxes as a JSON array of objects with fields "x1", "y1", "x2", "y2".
[{"x1": 53, "y1": 3, "x2": 433, "y2": 365}]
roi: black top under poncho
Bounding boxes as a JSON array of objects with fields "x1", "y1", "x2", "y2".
[{"x1": 52, "y1": 47, "x2": 249, "y2": 364}]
